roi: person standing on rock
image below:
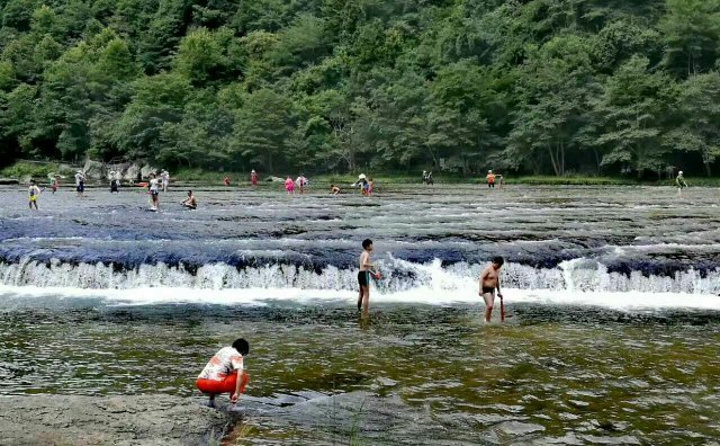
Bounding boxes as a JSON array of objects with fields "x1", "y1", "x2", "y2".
[
  {"x1": 479, "y1": 256, "x2": 504, "y2": 323},
  {"x1": 161, "y1": 170, "x2": 170, "y2": 192},
  {"x1": 75, "y1": 171, "x2": 85, "y2": 197},
  {"x1": 196, "y1": 338, "x2": 250, "y2": 408}
]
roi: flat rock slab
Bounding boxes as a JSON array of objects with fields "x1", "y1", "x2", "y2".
[{"x1": 0, "y1": 394, "x2": 234, "y2": 446}]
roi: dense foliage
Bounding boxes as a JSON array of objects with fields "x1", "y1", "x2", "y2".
[{"x1": 1, "y1": 0, "x2": 720, "y2": 177}]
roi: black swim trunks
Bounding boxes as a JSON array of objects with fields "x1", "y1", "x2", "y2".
[
  {"x1": 482, "y1": 286, "x2": 495, "y2": 294},
  {"x1": 358, "y1": 271, "x2": 370, "y2": 287}
]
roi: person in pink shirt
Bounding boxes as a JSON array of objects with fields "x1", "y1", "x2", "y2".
[
  {"x1": 251, "y1": 170, "x2": 258, "y2": 187},
  {"x1": 285, "y1": 176, "x2": 295, "y2": 194}
]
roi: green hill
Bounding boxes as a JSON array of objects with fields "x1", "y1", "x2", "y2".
[{"x1": 1, "y1": 0, "x2": 720, "y2": 178}]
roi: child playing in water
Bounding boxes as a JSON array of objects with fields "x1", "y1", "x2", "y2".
[
  {"x1": 196, "y1": 338, "x2": 249, "y2": 408},
  {"x1": 358, "y1": 239, "x2": 381, "y2": 315},
  {"x1": 28, "y1": 180, "x2": 41, "y2": 210},
  {"x1": 479, "y1": 256, "x2": 504, "y2": 322},
  {"x1": 331, "y1": 184, "x2": 340, "y2": 195}
]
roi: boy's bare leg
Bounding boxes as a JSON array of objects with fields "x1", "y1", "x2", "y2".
[
  {"x1": 482, "y1": 292, "x2": 495, "y2": 322},
  {"x1": 357, "y1": 286, "x2": 364, "y2": 311},
  {"x1": 362, "y1": 288, "x2": 370, "y2": 315}
]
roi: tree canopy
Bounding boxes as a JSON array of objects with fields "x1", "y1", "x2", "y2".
[{"x1": 1, "y1": 0, "x2": 719, "y2": 177}]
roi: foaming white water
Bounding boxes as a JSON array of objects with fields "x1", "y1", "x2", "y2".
[
  {"x1": 1, "y1": 256, "x2": 720, "y2": 298},
  {"x1": 0, "y1": 284, "x2": 719, "y2": 312}
]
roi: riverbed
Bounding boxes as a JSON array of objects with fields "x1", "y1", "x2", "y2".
[{"x1": 1, "y1": 184, "x2": 720, "y2": 444}]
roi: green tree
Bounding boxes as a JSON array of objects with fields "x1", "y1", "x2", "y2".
[
  {"x1": 233, "y1": 88, "x2": 298, "y2": 172},
  {"x1": 508, "y1": 35, "x2": 599, "y2": 176},
  {"x1": 660, "y1": 0, "x2": 720, "y2": 76},
  {"x1": 594, "y1": 56, "x2": 678, "y2": 177},
  {"x1": 668, "y1": 72, "x2": 720, "y2": 176}
]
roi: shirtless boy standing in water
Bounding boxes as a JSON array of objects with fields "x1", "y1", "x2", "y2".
[
  {"x1": 358, "y1": 239, "x2": 380, "y2": 315},
  {"x1": 479, "y1": 256, "x2": 504, "y2": 322}
]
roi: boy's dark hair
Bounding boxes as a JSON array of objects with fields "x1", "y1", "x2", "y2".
[
  {"x1": 232, "y1": 338, "x2": 250, "y2": 356},
  {"x1": 492, "y1": 256, "x2": 504, "y2": 266},
  {"x1": 187, "y1": 190, "x2": 193, "y2": 195},
  {"x1": 30, "y1": 180, "x2": 35, "y2": 184},
  {"x1": 362, "y1": 239, "x2": 373, "y2": 249}
]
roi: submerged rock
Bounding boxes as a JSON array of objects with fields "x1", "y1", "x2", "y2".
[
  {"x1": 0, "y1": 394, "x2": 235, "y2": 446},
  {"x1": 495, "y1": 421, "x2": 546, "y2": 436}
]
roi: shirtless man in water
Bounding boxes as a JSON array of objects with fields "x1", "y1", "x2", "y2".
[
  {"x1": 479, "y1": 256, "x2": 504, "y2": 322},
  {"x1": 357, "y1": 239, "x2": 380, "y2": 315}
]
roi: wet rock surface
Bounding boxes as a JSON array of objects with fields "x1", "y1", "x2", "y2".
[{"x1": 0, "y1": 394, "x2": 234, "y2": 446}]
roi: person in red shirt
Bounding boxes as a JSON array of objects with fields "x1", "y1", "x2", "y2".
[
  {"x1": 251, "y1": 170, "x2": 258, "y2": 187},
  {"x1": 486, "y1": 170, "x2": 496, "y2": 189}
]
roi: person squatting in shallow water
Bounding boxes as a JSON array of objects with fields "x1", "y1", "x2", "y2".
[
  {"x1": 358, "y1": 239, "x2": 381, "y2": 316},
  {"x1": 196, "y1": 338, "x2": 249, "y2": 408},
  {"x1": 479, "y1": 256, "x2": 504, "y2": 323},
  {"x1": 181, "y1": 190, "x2": 198, "y2": 210}
]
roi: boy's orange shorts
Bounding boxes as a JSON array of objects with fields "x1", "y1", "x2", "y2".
[{"x1": 196, "y1": 371, "x2": 249, "y2": 395}]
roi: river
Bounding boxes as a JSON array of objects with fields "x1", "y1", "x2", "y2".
[{"x1": 1, "y1": 184, "x2": 719, "y2": 444}]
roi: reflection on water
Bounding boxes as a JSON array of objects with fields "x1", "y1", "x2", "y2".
[{"x1": 1, "y1": 300, "x2": 720, "y2": 444}]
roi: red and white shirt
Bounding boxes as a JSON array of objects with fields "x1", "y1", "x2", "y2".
[{"x1": 197, "y1": 347, "x2": 244, "y2": 381}]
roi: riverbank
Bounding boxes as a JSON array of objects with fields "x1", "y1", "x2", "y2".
[
  {"x1": 0, "y1": 394, "x2": 235, "y2": 446},
  {"x1": 3, "y1": 161, "x2": 716, "y2": 187}
]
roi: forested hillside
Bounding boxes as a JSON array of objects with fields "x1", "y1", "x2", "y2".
[{"x1": 1, "y1": 0, "x2": 720, "y2": 177}]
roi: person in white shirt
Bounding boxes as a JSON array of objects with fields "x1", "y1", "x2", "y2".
[
  {"x1": 160, "y1": 170, "x2": 169, "y2": 192},
  {"x1": 75, "y1": 171, "x2": 85, "y2": 197},
  {"x1": 195, "y1": 338, "x2": 249, "y2": 408},
  {"x1": 148, "y1": 173, "x2": 160, "y2": 210},
  {"x1": 28, "y1": 180, "x2": 41, "y2": 210},
  {"x1": 295, "y1": 175, "x2": 308, "y2": 194}
]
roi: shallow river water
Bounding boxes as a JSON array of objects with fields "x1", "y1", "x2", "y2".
[{"x1": 1, "y1": 184, "x2": 720, "y2": 444}]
